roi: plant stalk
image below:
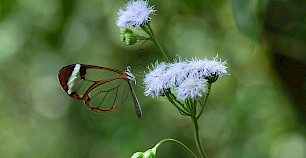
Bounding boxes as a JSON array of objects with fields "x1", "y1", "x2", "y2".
[
  {"x1": 197, "y1": 82, "x2": 212, "y2": 119},
  {"x1": 147, "y1": 24, "x2": 170, "y2": 62},
  {"x1": 191, "y1": 117, "x2": 207, "y2": 158},
  {"x1": 154, "y1": 138, "x2": 197, "y2": 158}
]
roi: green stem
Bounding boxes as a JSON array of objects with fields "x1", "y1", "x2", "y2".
[
  {"x1": 196, "y1": 82, "x2": 212, "y2": 119},
  {"x1": 140, "y1": 25, "x2": 153, "y2": 37},
  {"x1": 166, "y1": 92, "x2": 190, "y2": 116},
  {"x1": 191, "y1": 117, "x2": 207, "y2": 158},
  {"x1": 154, "y1": 139, "x2": 198, "y2": 158},
  {"x1": 185, "y1": 99, "x2": 194, "y2": 115},
  {"x1": 168, "y1": 92, "x2": 189, "y2": 112},
  {"x1": 147, "y1": 24, "x2": 170, "y2": 62}
]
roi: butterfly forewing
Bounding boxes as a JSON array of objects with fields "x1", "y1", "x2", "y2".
[
  {"x1": 59, "y1": 64, "x2": 125, "y2": 99},
  {"x1": 58, "y1": 64, "x2": 142, "y2": 117},
  {"x1": 83, "y1": 66, "x2": 125, "y2": 81}
]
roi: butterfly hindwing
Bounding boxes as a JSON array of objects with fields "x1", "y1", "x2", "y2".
[{"x1": 84, "y1": 78, "x2": 130, "y2": 112}]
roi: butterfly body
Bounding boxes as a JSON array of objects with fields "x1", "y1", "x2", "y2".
[{"x1": 58, "y1": 64, "x2": 142, "y2": 118}]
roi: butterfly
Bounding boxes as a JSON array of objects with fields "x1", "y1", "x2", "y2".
[{"x1": 58, "y1": 64, "x2": 142, "y2": 118}]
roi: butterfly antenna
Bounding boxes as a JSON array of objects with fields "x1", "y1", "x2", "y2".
[
  {"x1": 126, "y1": 38, "x2": 150, "y2": 67},
  {"x1": 130, "y1": 64, "x2": 147, "y2": 69}
]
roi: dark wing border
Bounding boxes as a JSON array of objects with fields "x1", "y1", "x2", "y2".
[
  {"x1": 58, "y1": 64, "x2": 132, "y2": 113},
  {"x1": 58, "y1": 64, "x2": 127, "y2": 100},
  {"x1": 83, "y1": 76, "x2": 129, "y2": 113}
]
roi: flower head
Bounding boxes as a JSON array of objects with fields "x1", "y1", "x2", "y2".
[
  {"x1": 203, "y1": 55, "x2": 228, "y2": 78},
  {"x1": 165, "y1": 57, "x2": 190, "y2": 86},
  {"x1": 143, "y1": 55, "x2": 228, "y2": 101},
  {"x1": 189, "y1": 55, "x2": 228, "y2": 82},
  {"x1": 143, "y1": 61, "x2": 170, "y2": 98},
  {"x1": 116, "y1": 0, "x2": 156, "y2": 29},
  {"x1": 176, "y1": 77, "x2": 207, "y2": 101}
]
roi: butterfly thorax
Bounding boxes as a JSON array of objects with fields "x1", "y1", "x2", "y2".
[{"x1": 125, "y1": 66, "x2": 135, "y2": 81}]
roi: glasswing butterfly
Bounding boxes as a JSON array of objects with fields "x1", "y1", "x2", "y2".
[{"x1": 58, "y1": 64, "x2": 142, "y2": 118}]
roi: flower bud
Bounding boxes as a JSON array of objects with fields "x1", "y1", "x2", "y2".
[
  {"x1": 120, "y1": 29, "x2": 147, "y2": 45},
  {"x1": 143, "y1": 148, "x2": 156, "y2": 158},
  {"x1": 131, "y1": 152, "x2": 144, "y2": 158}
]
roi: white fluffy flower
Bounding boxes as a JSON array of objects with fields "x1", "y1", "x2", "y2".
[
  {"x1": 165, "y1": 59, "x2": 190, "y2": 86},
  {"x1": 176, "y1": 77, "x2": 207, "y2": 101},
  {"x1": 143, "y1": 55, "x2": 228, "y2": 100},
  {"x1": 116, "y1": 0, "x2": 156, "y2": 29},
  {"x1": 143, "y1": 61, "x2": 171, "y2": 98},
  {"x1": 189, "y1": 55, "x2": 228, "y2": 79},
  {"x1": 203, "y1": 55, "x2": 228, "y2": 78}
]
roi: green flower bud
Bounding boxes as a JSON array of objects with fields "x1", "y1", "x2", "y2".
[
  {"x1": 143, "y1": 148, "x2": 156, "y2": 158},
  {"x1": 131, "y1": 152, "x2": 144, "y2": 158},
  {"x1": 120, "y1": 29, "x2": 147, "y2": 45}
]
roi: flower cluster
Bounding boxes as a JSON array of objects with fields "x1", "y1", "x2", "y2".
[
  {"x1": 143, "y1": 55, "x2": 228, "y2": 101},
  {"x1": 116, "y1": 0, "x2": 156, "y2": 29}
]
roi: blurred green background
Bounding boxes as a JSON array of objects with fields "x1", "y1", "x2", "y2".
[{"x1": 0, "y1": 0, "x2": 305, "y2": 157}]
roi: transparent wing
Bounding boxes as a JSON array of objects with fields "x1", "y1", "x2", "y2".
[
  {"x1": 84, "y1": 78, "x2": 130, "y2": 112},
  {"x1": 58, "y1": 64, "x2": 126, "y2": 99},
  {"x1": 58, "y1": 64, "x2": 130, "y2": 112}
]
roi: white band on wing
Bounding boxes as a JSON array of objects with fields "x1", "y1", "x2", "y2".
[{"x1": 67, "y1": 64, "x2": 81, "y2": 94}]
